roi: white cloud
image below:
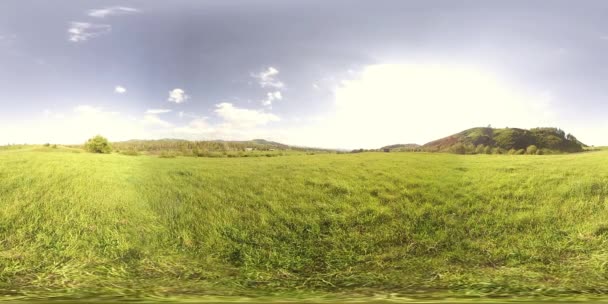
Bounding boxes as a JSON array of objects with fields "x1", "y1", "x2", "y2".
[
  {"x1": 68, "y1": 22, "x2": 111, "y2": 42},
  {"x1": 88, "y1": 6, "x2": 140, "y2": 18},
  {"x1": 253, "y1": 67, "x2": 284, "y2": 89},
  {"x1": 43, "y1": 109, "x2": 65, "y2": 120},
  {"x1": 215, "y1": 102, "x2": 280, "y2": 128},
  {"x1": 74, "y1": 105, "x2": 104, "y2": 114},
  {"x1": 0, "y1": 103, "x2": 283, "y2": 145},
  {"x1": 142, "y1": 114, "x2": 172, "y2": 128},
  {"x1": 0, "y1": 105, "x2": 152, "y2": 144},
  {"x1": 168, "y1": 88, "x2": 189, "y2": 104},
  {"x1": 262, "y1": 91, "x2": 282, "y2": 106},
  {"x1": 146, "y1": 109, "x2": 172, "y2": 114},
  {"x1": 169, "y1": 104, "x2": 281, "y2": 140},
  {"x1": 173, "y1": 117, "x2": 214, "y2": 135},
  {"x1": 115, "y1": 86, "x2": 127, "y2": 94}
]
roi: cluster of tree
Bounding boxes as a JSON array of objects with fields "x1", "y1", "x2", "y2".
[
  {"x1": 110, "y1": 139, "x2": 283, "y2": 153},
  {"x1": 43, "y1": 143, "x2": 58, "y2": 149},
  {"x1": 350, "y1": 148, "x2": 372, "y2": 153},
  {"x1": 447, "y1": 143, "x2": 549, "y2": 155},
  {"x1": 77, "y1": 136, "x2": 334, "y2": 157},
  {"x1": 84, "y1": 135, "x2": 112, "y2": 154},
  {"x1": 108, "y1": 139, "x2": 333, "y2": 155},
  {"x1": 380, "y1": 144, "x2": 422, "y2": 152}
]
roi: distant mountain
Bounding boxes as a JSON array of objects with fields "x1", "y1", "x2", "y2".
[
  {"x1": 421, "y1": 127, "x2": 585, "y2": 154},
  {"x1": 249, "y1": 139, "x2": 290, "y2": 149}
]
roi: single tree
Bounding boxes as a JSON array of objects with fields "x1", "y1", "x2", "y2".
[{"x1": 84, "y1": 135, "x2": 112, "y2": 154}]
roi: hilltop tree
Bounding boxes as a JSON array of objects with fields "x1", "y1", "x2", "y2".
[{"x1": 85, "y1": 135, "x2": 112, "y2": 154}]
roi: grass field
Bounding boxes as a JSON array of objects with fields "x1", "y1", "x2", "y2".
[{"x1": 1, "y1": 146, "x2": 608, "y2": 300}]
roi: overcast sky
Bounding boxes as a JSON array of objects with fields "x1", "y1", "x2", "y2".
[{"x1": 1, "y1": 0, "x2": 608, "y2": 149}]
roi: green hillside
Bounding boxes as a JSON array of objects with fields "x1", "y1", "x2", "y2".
[
  {"x1": 1, "y1": 146, "x2": 608, "y2": 300},
  {"x1": 422, "y1": 127, "x2": 585, "y2": 154}
]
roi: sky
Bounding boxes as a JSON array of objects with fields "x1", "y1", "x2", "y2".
[{"x1": 1, "y1": 0, "x2": 608, "y2": 149}]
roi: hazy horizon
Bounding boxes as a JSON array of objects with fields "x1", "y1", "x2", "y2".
[{"x1": 2, "y1": 0, "x2": 608, "y2": 149}]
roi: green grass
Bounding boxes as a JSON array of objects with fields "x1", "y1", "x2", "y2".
[{"x1": 1, "y1": 146, "x2": 608, "y2": 300}]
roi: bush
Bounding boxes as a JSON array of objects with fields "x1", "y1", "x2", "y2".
[
  {"x1": 158, "y1": 151, "x2": 177, "y2": 158},
  {"x1": 450, "y1": 143, "x2": 466, "y2": 155},
  {"x1": 526, "y1": 145, "x2": 538, "y2": 155},
  {"x1": 120, "y1": 150, "x2": 140, "y2": 156},
  {"x1": 515, "y1": 149, "x2": 525, "y2": 155},
  {"x1": 84, "y1": 135, "x2": 112, "y2": 154},
  {"x1": 43, "y1": 143, "x2": 50, "y2": 147}
]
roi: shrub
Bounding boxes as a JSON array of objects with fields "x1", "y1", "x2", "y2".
[
  {"x1": 515, "y1": 149, "x2": 525, "y2": 155},
  {"x1": 450, "y1": 143, "x2": 466, "y2": 155},
  {"x1": 43, "y1": 143, "x2": 50, "y2": 147},
  {"x1": 484, "y1": 146, "x2": 492, "y2": 154},
  {"x1": 508, "y1": 148, "x2": 516, "y2": 155},
  {"x1": 52, "y1": 144, "x2": 57, "y2": 149},
  {"x1": 120, "y1": 150, "x2": 140, "y2": 156},
  {"x1": 84, "y1": 135, "x2": 112, "y2": 154},
  {"x1": 526, "y1": 145, "x2": 538, "y2": 155},
  {"x1": 464, "y1": 143, "x2": 476, "y2": 154},
  {"x1": 541, "y1": 148, "x2": 553, "y2": 155},
  {"x1": 159, "y1": 151, "x2": 177, "y2": 158}
]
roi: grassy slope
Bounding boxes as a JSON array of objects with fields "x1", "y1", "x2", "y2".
[{"x1": 1, "y1": 147, "x2": 608, "y2": 298}]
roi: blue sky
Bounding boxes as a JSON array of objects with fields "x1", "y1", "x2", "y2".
[{"x1": 2, "y1": 0, "x2": 608, "y2": 149}]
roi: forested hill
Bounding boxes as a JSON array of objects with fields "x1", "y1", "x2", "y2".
[
  {"x1": 421, "y1": 127, "x2": 586, "y2": 154},
  {"x1": 109, "y1": 138, "x2": 332, "y2": 154}
]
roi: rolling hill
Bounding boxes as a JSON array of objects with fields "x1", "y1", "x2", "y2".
[{"x1": 385, "y1": 127, "x2": 586, "y2": 154}]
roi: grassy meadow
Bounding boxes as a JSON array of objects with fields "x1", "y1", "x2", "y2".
[{"x1": 1, "y1": 146, "x2": 608, "y2": 300}]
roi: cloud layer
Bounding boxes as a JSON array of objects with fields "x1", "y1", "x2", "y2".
[{"x1": 88, "y1": 6, "x2": 140, "y2": 18}]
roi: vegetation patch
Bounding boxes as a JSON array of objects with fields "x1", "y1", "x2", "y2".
[{"x1": 1, "y1": 147, "x2": 608, "y2": 299}]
